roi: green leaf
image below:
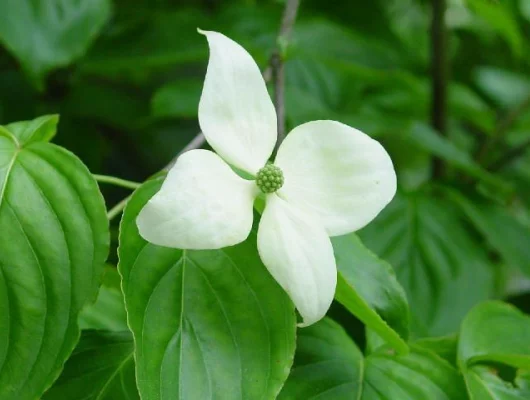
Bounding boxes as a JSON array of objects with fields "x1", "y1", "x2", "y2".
[
  {"x1": 151, "y1": 79, "x2": 203, "y2": 119},
  {"x1": 62, "y1": 81, "x2": 150, "y2": 131},
  {"x1": 415, "y1": 335, "x2": 458, "y2": 367},
  {"x1": 279, "y1": 317, "x2": 465, "y2": 400},
  {"x1": 465, "y1": 366, "x2": 530, "y2": 400},
  {"x1": 360, "y1": 192, "x2": 496, "y2": 337},
  {"x1": 0, "y1": 0, "x2": 111, "y2": 88},
  {"x1": 285, "y1": 85, "x2": 332, "y2": 127},
  {"x1": 464, "y1": 0, "x2": 523, "y2": 57},
  {"x1": 405, "y1": 122, "x2": 507, "y2": 189},
  {"x1": 362, "y1": 345, "x2": 467, "y2": 400},
  {"x1": 0, "y1": 116, "x2": 109, "y2": 399},
  {"x1": 365, "y1": 81, "x2": 495, "y2": 132},
  {"x1": 80, "y1": 10, "x2": 209, "y2": 79},
  {"x1": 474, "y1": 67, "x2": 530, "y2": 109},
  {"x1": 278, "y1": 318, "x2": 363, "y2": 400},
  {"x1": 1, "y1": 114, "x2": 59, "y2": 145},
  {"x1": 521, "y1": 0, "x2": 530, "y2": 22},
  {"x1": 118, "y1": 178, "x2": 296, "y2": 400},
  {"x1": 458, "y1": 301, "x2": 530, "y2": 369},
  {"x1": 332, "y1": 233, "x2": 409, "y2": 354},
  {"x1": 449, "y1": 83, "x2": 496, "y2": 132},
  {"x1": 292, "y1": 19, "x2": 403, "y2": 71},
  {"x1": 448, "y1": 190, "x2": 530, "y2": 277},
  {"x1": 42, "y1": 330, "x2": 139, "y2": 400},
  {"x1": 79, "y1": 267, "x2": 128, "y2": 331}
]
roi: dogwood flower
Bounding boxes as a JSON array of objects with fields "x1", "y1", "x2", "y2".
[{"x1": 136, "y1": 30, "x2": 396, "y2": 327}]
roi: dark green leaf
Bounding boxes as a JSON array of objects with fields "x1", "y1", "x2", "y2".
[
  {"x1": 0, "y1": 0, "x2": 111, "y2": 88},
  {"x1": 151, "y1": 79, "x2": 203, "y2": 119},
  {"x1": 43, "y1": 330, "x2": 139, "y2": 400},
  {"x1": 80, "y1": 11, "x2": 209, "y2": 79},
  {"x1": 448, "y1": 191, "x2": 530, "y2": 278},
  {"x1": 405, "y1": 122, "x2": 506, "y2": 189},
  {"x1": 464, "y1": 0, "x2": 523, "y2": 57},
  {"x1": 118, "y1": 178, "x2": 296, "y2": 400},
  {"x1": 332, "y1": 233, "x2": 409, "y2": 354},
  {"x1": 292, "y1": 19, "x2": 403, "y2": 70},
  {"x1": 360, "y1": 192, "x2": 496, "y2": 337},
  {"x1": 278, "y1": 318, "x2": 363, "y2": 400},
  {"x1": 0, "y1": 116, "x2": 109, "y2": 399},
  {"x1": 474, "y1": 67, "x2": 530, "y2": 109}
]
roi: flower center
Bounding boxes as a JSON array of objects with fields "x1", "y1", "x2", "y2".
[{"x1": 256, "y1": 164, "x2": 284, "y2": 194}]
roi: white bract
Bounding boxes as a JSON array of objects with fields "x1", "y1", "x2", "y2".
[{"x1": 137, "y1": 30, "x2": 397, "y2": 327}]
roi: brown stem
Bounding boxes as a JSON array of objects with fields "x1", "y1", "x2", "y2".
[
  {"x1": 431, "y1": 0, "x2": 448, "y2": 178},
  {"x1": 272, "y1": 0, "x2": 301, "y2": 150}
]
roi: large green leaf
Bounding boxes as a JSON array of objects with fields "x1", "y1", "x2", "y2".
[
  {"x1": 0, "y1": 0, "x2": 111, "y2": 88},
  {"x1": 0, "y1": 115, "x2": 109, "y2": 399},
  {"x1": 278, "y1": 317, "x2": 465, "y2": 400},
  {"x1": 42, "y1": 330, "x2": 138, "y2": 399},
  {"x1": 458, "y1": 301, "x2": 530, "y2": 369},
  {"x1": 448, "y1": 191, "x2": 530, "y2": 278},
  {"x1": 362, "y1": 345, "x2": 467, "y2": 400},
  {"x1": 278, "y1": 318, "x2": 363, "y2": 400},
  {"x1": 118, "y1": 178, "x2": 297, "y2": 400},
  {"x1": 332, "y1": 233, "x2": 409, "y2": 354},
  {"x1": 360, "y1": 192, "x2": 496, "y2": 337}
]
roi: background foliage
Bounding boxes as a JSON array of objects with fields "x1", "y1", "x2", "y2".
[{"x1": 1, "y1": 0, "x2": 530, "y2": 399}]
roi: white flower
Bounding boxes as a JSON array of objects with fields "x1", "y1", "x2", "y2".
[{"x1": 136, "y1": 30, "x2": 397, "y2": 327}]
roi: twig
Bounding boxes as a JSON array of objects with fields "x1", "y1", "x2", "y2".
[
  {"x1": 106, "y1": 132, "x2": 206, "y2": 221},
  {"x1": 93, "y1": 174, "x2": 141, "y2": 190},
  {"x1": 272, "y1": 0, "x2": 301, "y2": 150},
  {"x1": 163, "y1": 132, "x2": 206, "y2": 172},
  {"x1": 477, "y1": 93, "x2": 530, "y2": 165},
  {"x1": 431, "y1": 0, "x2": 448, "y2": 178}
]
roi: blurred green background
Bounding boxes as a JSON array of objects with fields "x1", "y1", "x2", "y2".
[{"x1": 1, "y1": 0, "x2": 529, "y2": 338}]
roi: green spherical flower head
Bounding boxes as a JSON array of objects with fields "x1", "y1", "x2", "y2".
[{"x1": 256, "y1": 164, "x2": 284, "y2": 194}]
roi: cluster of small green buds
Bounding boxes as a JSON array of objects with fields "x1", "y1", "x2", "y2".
[{"x1": 256, "y1": 164, "x2": 284, "y2": 193}]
